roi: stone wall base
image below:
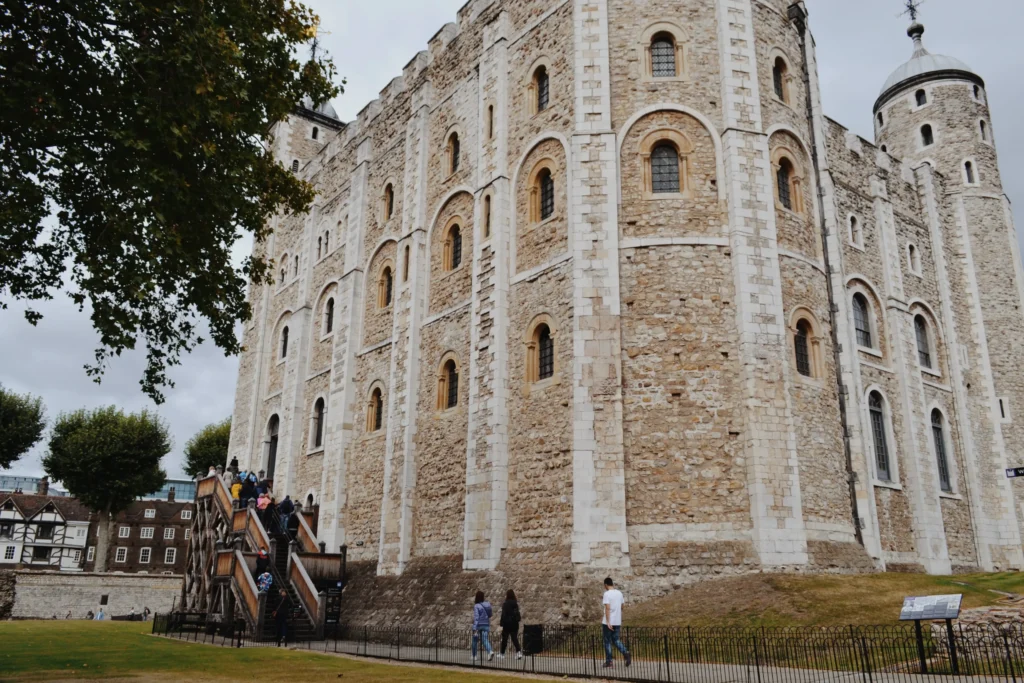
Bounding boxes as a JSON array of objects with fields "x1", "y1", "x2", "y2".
[{"x1": 10, "y1": 571, "x2": 182, "y2": 620}]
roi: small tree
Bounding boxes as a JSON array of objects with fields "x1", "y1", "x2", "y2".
[
  {"x1": 183, "y1": 418, "x2": 232, "y2": 479},
  {"x1": 44, "y1": 407, "x2": 169, "y2": 572},
  {"x1": 0, "y1": 384, "x2": 46, "y2": 469}
]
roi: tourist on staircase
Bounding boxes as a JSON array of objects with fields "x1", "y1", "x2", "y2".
[
  {"x1": 240, "y1": 473, "x2": 256, "y2": 508},
  {"x1": 273, "y1": 588, "x2": 291, "y2": 647},
  {"x1": 257, "y1": 492, "x2": 271, "y2": 525},
  {"x1": 471, "y1": 591, "x2": 494, "y2": 662},
  {"x1": 497, "y1": 589, "x2": 523, "y2": 659},
  {"x1": 230, "y1": 476, "x2": 242, "y2": 506},
  {"x1": 278, "y1": 495, "x2": 294, "y2": 533},
  {"x1": 255, "y1": 547, "x2": 270, "y2": 578},
  {"x1": 207, "y1": 465, "x2": 217, "y2": 478},
  {"x1": 286, "y1": 505, "x2": 301, "y2": 540},
  {"x1": 257, "y1": 570, "x2": 273, "y2": 593}
]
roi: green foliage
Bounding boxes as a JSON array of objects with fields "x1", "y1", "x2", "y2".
[
  {"x1": 0, "y1": 384, "x2": 46, "y2": 469},
  {"x1": 43, "y1": 406, "x2": 169, "y2": 514},
  {"x1": 183, "y1": 417, "x2": 231, "y2": 478},
  {"x1": 1, "y1": 0, "x2": 341, "y2": 403}
]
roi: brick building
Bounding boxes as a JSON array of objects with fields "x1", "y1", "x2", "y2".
[
  {"x1": 83, "y1": 497, "x2": 195, "y2": 574},
  {"x1": 225, "y1": 0, "x2": 1024, "y2": 622}
]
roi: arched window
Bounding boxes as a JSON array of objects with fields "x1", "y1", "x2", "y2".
[
  {"x1": 908, "y1": 243, "x2": 921, "y2": 274},
  {"x1": 438, "y1": 358, "x2": 459, "y2": 410},
  {"x1": 324, "y1": 231, "x2": 330, "y2": 253},
  {"x1": 651, "y1": 143, "x2": 680, "y2": 194},
  {"x1": 378, "y1": 266, "x2": 393, "y2": 308},
  {"x1": 317, "y1": 236, "x2": 323, "y2": 260},
  {"x1": 980, "y1": 120, "x2": 989, "y2": 142},
  {"x1": 849, "y1": 215, "x2": 863, "y2": 247},
  {"x1": 794, "y1": 320, "x2": 812, "y2": 377},
  {"x1": 534, "y1": 66, "x2": 550, "y2": 113},
  {"x1": 877, "y1": 112, "x2": 884, "y2": 127},
  {"x1": 483, "y1": 195, "x2": 492, "y2": 238},
  {"x1": 383, "y1": 184, "x2": 395, "y2": 221},
  {"x1": 915, "y1": 89, "x2": 927, "y2": 107},
  {"x1": 881, "y1": 144, "x2": 887, "y2": 153},
  {"x1": 869, "y1": 391, "x2": 892, "y2": 482},
  {"x1": 651, "y1": 33, "x2": 676, "y2": 78},
  {"x1": 266, "y1": 416, "x2": 280, "y2": 479},
  {"x1": 487, "y1": 105, "x2": 495, "y2": 139},
  {"x1": 445, "y1": 225, "x2": 463, "y2": 271},
  {"x1": 312, "y1": 126, "x2": 319, "y2": 140},
  {"x1": 915, "y1": 315, "x2": 932, "y2": 369},
  {"x1": 527, "y1": 320, "x2": 556, "y2": 383},
  {"x1": 932, "y1": 409, "x2": 952, "y2": 493},
  {"x1": 280, "y1": 266, "x2": 286, "y2": 282},
  {"x1": 921, "y1": 124, "x2": 934, "y2": 147},
  {"x1": 312, "y1": 397, "x2": 325, "y2": 449},
  {"x1": 973, "y1": 85, "x2": 982, "y2": 101},
  {"x1": 776, "y1": 158, "x2": 794, "y2": 211},
  {"x1": 291, "y1": 160, "x2": 299, "y2": 173},
  {"x1": 772, "y1": 57, "x2": 788, "y2": 103},
  {"x1": 964, "y1": 161, "x2": 976, "y2": 185},
  {"x1": 367, "y1": 388, "x2": 384, "y2": 432},
  {"x1": 280, "y1": 326, "x2": 289, "y2": 359},
  {"x1": 853, "y1": 293, "x2": 873, "y2": 348},
  {"x1": 306, "y1": 494, "x2": 314, "y2": 508},
  {"x1": 448, "y1": 133, "x2": 461, "y2": 175},
  {"x1": 324, "y1": 298, "x2": 334, "y2": 334},
  {"x1": 403, "y1": 245, "x2": 410, "y2": 282},
  {"x1": 539, "y1": 169, "x2": 555, "y2": 221},
  {"x1": 294, "y1": 255, "x2": 299, "y2": 276}
]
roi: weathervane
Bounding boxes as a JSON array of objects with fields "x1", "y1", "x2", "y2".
[
  {"x1": 900, "y1": 0, "x2": 924, "y2": 22},
  {"x1": 308, "y1": 17, "x2": 332, "y2": 62}
]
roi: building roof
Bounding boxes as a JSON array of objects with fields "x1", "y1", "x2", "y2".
[
  {"x1": 299, "y1": 95, "x2": 340, "y2": 121},
  {"x1": 877, "y1": 23, "x2": 980, "y2": 109},
  {"x1": 1, "y1": 494, "x2": 92, "y2": 522}
]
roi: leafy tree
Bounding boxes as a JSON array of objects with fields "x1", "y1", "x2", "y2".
[
  {"x1": 44, "y1": 406, "x2": 169, "y2": 571},
  {"x1": 0, "y1": 384, "x2": 46, "y2": 469},
  {"x1": 1, "y1": 0, "x2": 340, "y2": 403},
  {"x1": 183, "y1": 417, "x2": 231, "y2": 479}
]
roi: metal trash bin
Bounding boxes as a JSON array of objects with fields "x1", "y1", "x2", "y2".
[{"x1": 523, "y1": 624, "x2": 544, "y2": 655}]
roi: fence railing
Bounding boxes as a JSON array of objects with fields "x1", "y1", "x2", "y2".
[{"x1": 153, "y1": 614, "x2": 1024, "y2": 682}]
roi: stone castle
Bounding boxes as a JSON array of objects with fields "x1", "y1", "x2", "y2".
[{"x1": 227, "y1": 0, "x2": 1024, "y2": 622}]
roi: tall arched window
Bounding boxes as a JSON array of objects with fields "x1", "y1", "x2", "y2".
[
  {"x1": 932, "y1": 409, "x2": 952, "y2": 493},
  {"x1": 403, "y1": 245, "x2": 410, "y2": 282},
  {"x1": 534, "y1": 66, "x2": 550, "y2": 113},
  {"x1": 921, "y1": 124, "x2": 934, "y2": 147},
  {"x1": 438, "y1": 358, "x2": 460, "y2": 410},
  {"x1": 483, "y1": 195, "x2": 492, "y2": 238},
  {"x1": 487, "y1": 105, "x2": 495, "y2": 139},
  {"x1": 853, "y1": 293, "x2": 873, "y2": 348},
  {"x1": 794, "y1": 320, "x2": 812, "y2": 377},
  {"x1": 908, "y1": 244, "x2": 920, "y2": 274},
  {"x1": 651, "y1": 143, "x2": 680, "y2": 194},
  {"x1": 651, "y1": 33, "x2": 676, "y2": 77},
  {"x1": 915, "y1": 315, "x2": 932, "y2": 369},
  {"x1": 280, "y1": 326, "x2": 289, "y2": 359},
  {"x1": 527, "y1": 322, "x2": 556, "y2": 384},
  {"x1": 384, "y1": 183, "x2": 395, "y2": 221},
  {"x1": 448, "y1": 133, "x2": 461, "y2": 175},
  {"x1": 317, "y1": 236, "x2": 323, "y2": 260},
  {"x1": 367, "y1": 388, "x2": 383, "y2": 432},
  {"x1": 292, "y1": 160, "x2": 299, "y2": 173},
  {"x1": 311, "y1": 126, "x2": 319, "y2": 140},
  {"x1": 849, "y1": 215, "x2": 863, "y2": 247},
  {"x1": 877, "y1": 112, "x2": 884, "y2": 127},
  {"x1": 539, "y1": 169, "x2": 555, "y2": 221},
  {"x1": 772, "y1": 57, "x2": 788, "y2": 103},
  {"x1": 266, "y1": 416, "x2": 280, "y2": 479},
  {"x1": 445, "y1": 225, "x2": 462, "y2": 271},
  {"x1": 869, "y1": 392, "x2": 892, "y2": 482},
  {"x1": 915, "y1": 89, "x2": 927, "y2": 107},
  {"x1": 294, "y1": 255, "x2": 299, "y2": 276},
  {"x1": 312, "y1": 397, "x2": 325, "y2": 449},
  {"x1": 378, "y1": 266, "x2": 394, "y2": 308},
  {"x1": 324, "y1": 231, "x2": 330, "y2": 253},
  {"x1": 964, "y1": 161, "x2": 976, "y2": 185},
  {"x1": 980, "y1": 120, "x2": 989, "y2": 142},
  {"x1": 325, "y1": 298, "x2": 335, "y2": 334},
  {"x1": 776, "y1": 158, "x2": 794, "y2": 211}
]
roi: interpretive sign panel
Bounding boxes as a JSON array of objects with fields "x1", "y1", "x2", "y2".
[
  {"x1": 900, "y1": 594, "x2": 962, "y2": 621},
  {"x1": 1007, "y1": 467, "x2": 1024, "y2": 479}
]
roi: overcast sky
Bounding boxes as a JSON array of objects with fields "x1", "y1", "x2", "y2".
[{"x1": 3, "y1": 0, "x2": 1023, "y2": 482}]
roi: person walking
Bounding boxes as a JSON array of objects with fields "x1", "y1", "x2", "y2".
[
  {"x1": 257, "y1": 492, "x2": 271, "y2": 525},
  {"x1": 143, "y1": 606, "x2": 151, "y2": 622},
  {"x1": 497, "y1": 589, "x2": 523, "y2": 659},
  {"x1": 278, "y1": 495, "x2": 294, "y2": 532},
  {"x1": 255, "y1": 547, "x2": 270, "y2": 577},
  {"x1": 471, "y1": 591, "x2": 494, "y2": 662},
  {"x1": 230, "y1": 476, "x2": 242, "y2": 504},
  {"x1": 95, "y1": 608, "x2": 105, "y2": 621},
  {"x1": 257, "y1": 570, "x2": 273, "y2": 593},
  {"x1": 273, "y1": 589, "x2": 291, "y2": 647},
  {"x1": 240, "y1": 475, "x2": 256, "y2": 508},
  {"x1": 601, "y1": 577, "x2": 631, "y2": 669}
]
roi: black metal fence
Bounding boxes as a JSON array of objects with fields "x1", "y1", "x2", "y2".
[{"x1": 153, "y1": 614, "x2": 1024, "y2": 683}]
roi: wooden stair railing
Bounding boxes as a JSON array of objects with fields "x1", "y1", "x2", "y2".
[
  {"x1": 287, "y1": 552, "x2": 325, "y2": 638},
  {"x1": 231, "y1": 548, "x2": 265, "y2": 632},
  {"x1": 294, "y1": 510, "x2": 319, "y2": 553}
]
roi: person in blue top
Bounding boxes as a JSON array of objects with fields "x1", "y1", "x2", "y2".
[{"x1": 471, "y1": 591, "x2": 494, "y2": 662}]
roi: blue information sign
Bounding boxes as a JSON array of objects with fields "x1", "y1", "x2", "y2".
[{"x1": 1007, "y1": 468, "x2": 1024, "y2": 479}]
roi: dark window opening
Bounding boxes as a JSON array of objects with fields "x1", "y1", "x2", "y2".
[
  {"x1": 449, "y1": 134, "x2": 460, "y2": 174},
  {"x1": 281, "y1": 327, "x2": 289, "y2": 359},
  {"x1": 446, "y1": 361, "x2": 459, "y2": 409},
  {"x1": 965, "y1": 161, "x2": 975, "y2": 184},
  {"x1": 291, "y1": 160, "x2": 299, "y2": 172},
  {"x1": 795, "y1": 321, "x2": 812, "y2": 377},
  {"x1": 312, "y1": 126, "x2": 319, "y2": 140},
  {"x1": 384, "y1": 268, "x2": 393, "y2": 306},
  {"x1": 372, "y1": 389, "x2": 383, "y2": 432},
  {"x1": 450, "y1": 226, "x2": 462, "y2": 269},
  {"x1": 915, "y1": 316, "x2": 932, "y2": 369},
  {"x1": 325, "y1": 298, "x2": 334, "y2": 334},
  {"x1": 651, "y1": 34, "x2": 676, "y2": 78},
  {"x1": 773, "y1": 57, "x2": 787, "y2": 101},
  {"x1": 32, "y1": 546, "x2": 50, "y2": 561},
  {"x1": 869, "y1": 392, "x2": 892, "y2": 482},
  {"x1": 538, "y1": 325, "x2": 554, "y2": 380},
  {"x1": 915, "y1": 89, "x2": 927, "y2": 107},
  {"x1": 313, "y1": 398, "x2": 325, "y2": 449},
  {"x1": 853, "y1": 294, "x2": 873, "y2": 348},
  {"x1": 651, "y1": 143, "x2": 680, "y2": 193},
  {"x1": 777, "y1": 160, "x2": 793, "y2": 211},
  {"x1": 267, "y1": 416, "x2": 279, "y2": 480},
  {"x1": 921, "y1": 124, "x2": 934, "y2": 147},
  {"x1": 36, "y1": 523, "x2": 55, "y2": 540},
  {"x1": 536, "y1": 67, "x2": 550, "y2": 112},
  {"x1": 539, "y1": 170, "x2": 555, "y2": 220},
  {"x1": 932, "y1": 409, "x2": 952, "y2": 493}
]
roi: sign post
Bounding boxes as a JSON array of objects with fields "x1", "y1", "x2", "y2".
[{"x1": 899, "y1": 594, "x2": 963, "y2": 675}]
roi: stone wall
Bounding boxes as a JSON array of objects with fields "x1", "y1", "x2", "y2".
[
  {"x1": 0, "y1": 570, "x2": 14, "y2": 620},
  {"x1": 10, "y1": 571, "x2": 182, "y2": 620}
]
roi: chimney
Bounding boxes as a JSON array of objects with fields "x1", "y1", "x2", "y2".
[
  {"x1": 36, "y1": 476, "x2": 49, "y2": 496},
  {"x1": 167, "y1": 486, "x2": 176, "y2": 503}
]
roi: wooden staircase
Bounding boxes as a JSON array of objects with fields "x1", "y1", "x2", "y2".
[{"x1": 181, "y1": 475, "x2": 344, "y2": 641}]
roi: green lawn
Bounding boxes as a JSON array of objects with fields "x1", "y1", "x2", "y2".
[{"x1": 0, "y1": 621, "x2": 549, "y2": 682}]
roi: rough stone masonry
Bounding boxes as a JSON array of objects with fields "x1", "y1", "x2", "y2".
[{"x1": 226, "y1": 0, "x2": 1024, "y2": 625}]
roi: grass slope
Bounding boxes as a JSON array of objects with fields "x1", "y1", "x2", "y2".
[
  {"x1": 0, "y1": 621, "x2": 549, "y2": 682},
  {"x1": 628, "y1": 572, "x2": 1024, "y2": 628}
]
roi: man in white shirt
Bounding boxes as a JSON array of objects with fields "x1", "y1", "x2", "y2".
[{"x1": 601, "y1": 577, "x2": 631, "y2": 668}]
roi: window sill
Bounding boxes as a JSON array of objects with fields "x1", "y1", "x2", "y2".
[
  {"x1": 771, "y1": 94, "x2": 794, "y2": 109},
  {"x1": 306, "y1": 447, "x2": 325, "y2": 457},
  {"x1": 319, "y1": 332, "x2": 335, "y2": 343},
  {"x1": 858, "y1": 345, "x2": 883, "y2": 359},
  {"x1": 775, "y1": 203, "x2": 805, "y2": 219},
  {"x1": 643, "y1": 191, "x2": 692, "y2": 202},
  {"x1": 847, "y1": 241, "x2": 865, "y2": 252},
  {"x1": 642, "y1": 74, "x2": 690, "y2": 84},
  {"x1": 276, "y1": 358, "x2": 287, "y2": 367},
  {"x1": 921, "y1": 367, "x2": 943, "y2": 380},
  {"x1": 525, "y1": 375, "x2": 560, "y2": 396},
  {"x1": 793, "y1": 373, "x2": 825, "y2": 388},
  {"x1": 435, "y1": 406, "x2": 461, "y2": 417},
  {"x1": 440, "y1": 264, "x2": 467, "y2": 280},
  {"x1": 939, "y1": 492, "x2": 962, "y2": 501},
  {"x1": 525, "y1": 216, "x2": 557, "y2": 234},
  {"x1": 873, "y1": 480, "x2": 903, "y2": 491}
]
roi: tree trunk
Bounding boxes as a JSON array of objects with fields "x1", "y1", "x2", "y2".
[{"x1": 94, "y1": 505, "x2": 113, "y2": 573}]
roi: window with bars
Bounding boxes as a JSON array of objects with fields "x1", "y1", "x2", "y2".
[
  {"x1": 446, "y1": 361, "x2": 459, "y2": 409},
  {"x1": 87, "y1": 546, "x2": 95, "y2": 562},
  {"x1": 915, "y1": 316, "x2": 932, "y2": 369},
  {"x1": 291, "y1": 160, "x2": 299, "y2": 172},
  {"x1": 450, "y1": 227, "x2": 462, "y2": 269},
  {"x1": 776, "y1": 160, "x2": 793, "y2": 210},
  {"x1": 651, "y1": 35, "x2": 676, "y2": 77},
  {"x1": 932, "y1": 410, "x2": 952, "y2": 493},
  {"x1": 535, "y1": 67, "x2": 549, "y2": 112},
  {"x1": 325, "y1": 298, "x2": 334, "y2": 334},
  {"x1": 4, "y1": 546, "x2": 15, "y2": 561},
  {"x1": 313, "y1": 398, "x2": 325, "y2": 448},
  {"x1": 869, "y1": 392, "x2": 892, "y2": 481},
  {"x1": 651, "y1": 143, "x2": 680, "y2": 193},
  {"x1": 540, "y1": 170, "x2": 555, "y2": 220},
  {"x1": 449, "y1": 134, "x2": 460, "y2": 174},
  {"x1": 795, "y1": 321, "x2": 812, "y2": 377},
  {"x1": 384, "y1": 268, "x2": 393, "y2": 306},
  {"x1": 773, "y1": 58, "x2": 787, "y2": 102},
  {"x1": 372, "y1": 389, "x2": 383, "y2": 431},
  {"x1": 538, "y1": 325, "x2": 554, "y2": 380},
  {"x1": 853, "y1": 294, "x2": 873, "y2": 348}
]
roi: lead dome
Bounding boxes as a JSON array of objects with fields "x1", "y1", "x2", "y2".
[{"x1": 877, "y1": 23, "x2": 981, "y2": 109}]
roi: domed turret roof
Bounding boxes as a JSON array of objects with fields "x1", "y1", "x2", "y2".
[
  {"x1": 299, "y1": 95, "x2": 340, "y2": 121},
  {"x1": 876, "y1": 23, "x2": 982, "y2": 110}
]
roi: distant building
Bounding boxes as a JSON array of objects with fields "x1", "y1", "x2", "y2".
[
  {"x1": 0, "y1": 475, "x2": 68, "y2": 497},
  {"x1": 82, "y1": 498, "x2": 194, "y2": 574},
  {"x1": 140, "y1": 478, "x2": 197, "y2": 503},
  {"x1": 0, "y1": 492, "x2": 91, "y2": 571}
]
